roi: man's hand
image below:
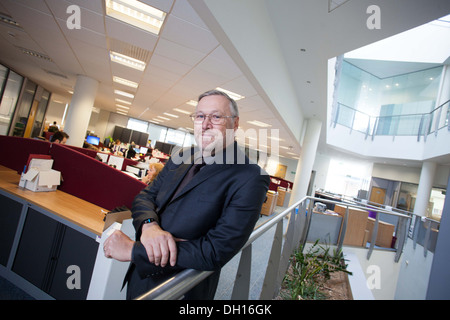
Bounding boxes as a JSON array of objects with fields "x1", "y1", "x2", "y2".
[
  {"x1": 141, "y1": 222, "x2": 178, "y2": 267},
  {"x1": 103, "y1": 230, "x2": 134, "y2": 262}
]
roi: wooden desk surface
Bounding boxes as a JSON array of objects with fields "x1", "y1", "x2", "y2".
[{"x1": 0, "y1": 165, "x2": 106, "y2": 236}]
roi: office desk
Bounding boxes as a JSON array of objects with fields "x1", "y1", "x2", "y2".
[
  {"x1": 0, "y1": 166, "x2": 106, "y2": 236},
  {"x1": 0, "y1": 165, "x2": 109, "y2": 299}
]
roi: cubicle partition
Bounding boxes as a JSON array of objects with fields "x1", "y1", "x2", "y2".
[
  {"x1": 49, "y1": 144, "x2": 146, "y2": 210},
  {"x1": 0, "y1": 135, "x2": 51, "y2": 174},
  {"x1": 0, "y1": 135, "x2": 147, "y2": 211}
]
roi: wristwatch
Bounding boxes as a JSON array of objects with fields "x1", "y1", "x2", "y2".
[{"x1": 143, "y1": 218, "x2": 157, "y2": 224}]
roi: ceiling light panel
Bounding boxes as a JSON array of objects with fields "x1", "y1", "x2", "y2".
[
  {"x1": 113, "y1": 76, "x2": 139, "y2": 88},
  {"x1": 110, "y1": 51, "x2": 146, "y2": 71},
  {"x1": 216, "y1": 87, "x2": 245, "y2": 101},
  {"x1": 105, "y1": 0, "x2": 167, "y2": 35},
  {"x1": 114, "y1": 89, "x2": 134, "y2": 99},
  {"x1": 247, "y1": 120, "x2": 272, "y2": 128}
]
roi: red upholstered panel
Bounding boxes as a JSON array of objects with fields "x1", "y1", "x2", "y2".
[
  {"x1": 0, "y1": 135, "x2": 51, "y2": 173},
  {"x1": 49, "y1": 144, "x2": 146, "y2": 211},
  {"x1": 65, "y1": 145, "x2": 98, "y2": 158},
  {"x1": 269, "y1": 176, "x2": 293, "y2": 192}
]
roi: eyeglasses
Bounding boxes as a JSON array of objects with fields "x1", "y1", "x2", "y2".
[{"x1": 190, "y1": 113, "x2": 236, "y2": 125}]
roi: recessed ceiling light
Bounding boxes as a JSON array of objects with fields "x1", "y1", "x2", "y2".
[
  {"x1": 247, "y1": 120, "x2": 272, "y2": 128},
  {"x1": 115, "y1": 98, "x2": 132, "y2": 105},
  {"x1": 110, "y1": 51, "x2": 146, "y2": 71},
  {"x1": 216, "y1": 87, "x2": 245, "y2": 101},
  {"x1": 186, "y1": 100, "x2": 198, "y2": 107},
  {"x1": 163, "y1": 112, "x2": 179, "y2": 118},
  {"x1": 114, "y1": 89, "x2": 134, "y2": 99},
  {"x1": 105, "y1": 0, "x2": 166, "y2": 35},
  {"x1": 113, "y1": 76, "x2": 139, "y2": 88},
  {"x1": 173, "y1": 108, "x2": 192, "y2": 115}
]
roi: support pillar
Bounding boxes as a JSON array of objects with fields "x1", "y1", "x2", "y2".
[
  {"x1": 289, "y1": 119, "x2": 322, "y2": 206},
  {"x1": 413, "y1": 161, "x2": 437, "y2": 217},
  {"x1": 63, "y1": 75, "x2": 99, "y2": 147}
]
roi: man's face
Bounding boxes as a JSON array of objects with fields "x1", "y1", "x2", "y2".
[{"x1": 193, "y1": 95, "x2": 239, "y2": 153}]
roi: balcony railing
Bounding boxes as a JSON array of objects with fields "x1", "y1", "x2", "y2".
[
  {"x1": 331, "y1": 100, "x2": 450, "y2": 141},
  {"x1": 136, "y1": 195, "x2": 418, "y2": 300}
]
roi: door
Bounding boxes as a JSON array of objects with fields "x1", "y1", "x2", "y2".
[
  {"x1": 370, "y1": 187, "x2": 386, "y2": 205},
  {"x1": 274, "y1": 164, "x2": 287, "y2": 179}
]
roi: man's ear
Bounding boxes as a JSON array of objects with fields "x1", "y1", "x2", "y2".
[{"x1": 233, "y1": 116, "x2": 239, "y2": 131}]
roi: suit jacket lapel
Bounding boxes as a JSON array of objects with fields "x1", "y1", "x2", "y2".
[{"x1": 169, "y1": 163, "x2": 229, "y2": 203}]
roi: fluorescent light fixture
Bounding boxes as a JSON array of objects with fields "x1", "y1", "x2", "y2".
[
  {"x1": 173, "y1": 108, "x2": 192, "y2": 115},
  {"x1": 150, "y1": 120, "x2": 161, "y2": 124},
  {"x1": 163, "y1": 112, "x2": 179, "y2": 118},
  {"x1": 152, "y1": 118, "x2": 163, "y2": 122},
  {"x1": 105, "y1": 0, "x2": 166, "y2": 35},
  {"x1": 186, "y1": 100, "x2": 198, "y2": 107},
  {"x1": 110, "y1": 51, "x2": 146, "y2": 71},
  {"x1": 216, "y1": 87, "x2": 245, "y2": 101},
  {"x1": 117, "y1": 110, "x2": 128, "y2": 115},
  {"x1": 157, "y1": 116, "x2": 171, "y2": 121},
  {"x1": 114, "y1": 89, "x2": 134, "y2": 99},
  {"x1": 247, "y1": 120, "x2": 272, "y2": 128},
  {"x1": 115, "y1": 98, "x2": 132, "y2": 105},
  {"x1": 116, "y1": 104, "x2": 130, "y2": 109},
  {"x1": 113, "y1": 76, "x2": 139, "y2": 88}
]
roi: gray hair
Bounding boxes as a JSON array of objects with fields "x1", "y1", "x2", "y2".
[{"x1": 197, "y1": 89, "x2": 239, "y2": 117}]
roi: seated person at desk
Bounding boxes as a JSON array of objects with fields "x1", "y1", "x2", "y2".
[
  {"x1": 112, "y1": 139, "x2": 123, "y2": 156},
  {"x1": 50, "y1": 131, "x2": 69, "y2": 144},
  {"x1": 48, "y1": 121, "x2": 60, "y2": 133},
  {"x1": 141, "y1": 162, "x2": 164, "y2": 185}
]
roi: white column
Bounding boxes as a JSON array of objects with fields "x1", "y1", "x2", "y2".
[
  {"x1": 413, "y1": 161, "x2": 437, "y2": 217},
  {"x1": 63, "y1": 75, "x2": 99, "y2": 147},
  {"x1": 289, "y1": 119, "x2": 322, "y2": 206}
]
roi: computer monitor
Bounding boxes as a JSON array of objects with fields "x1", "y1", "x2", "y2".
[
  {"x1": 86, "y1": 135, "x2": 100, "y2": 146},
  {"x1": 139, "y1": 146, "x2": 148, "y2": 154}
]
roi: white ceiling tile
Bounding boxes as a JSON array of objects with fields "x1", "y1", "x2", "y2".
[
  {"x1": 67, "y1": 0, "x2": 105, "y2": 15},
  {"x1": 148, "y1": 53, "x2": 192, "y2": 76},
  {"x1": 154, "y1": 38, "x2": 204, "y2": 66},
  {"x1": 105, "y1": 16, "x2": 158, "y2": 52},
  {"x1": 160, "y1": 14, "x2": 218, "y2": 54},
  {"x1": 140, "y1": 0, "x2": 174, "y2": 14},
  {"x1": 47, "y1": 0, "x2": 105, "y2": 35},
  {"x1": 171, "y1": 0, "x2": 208, "y2": 29}
]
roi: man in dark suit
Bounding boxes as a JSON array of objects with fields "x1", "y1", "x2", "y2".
[{"x1": 103, "y1": 90, "x2": 269, "y2": 299}]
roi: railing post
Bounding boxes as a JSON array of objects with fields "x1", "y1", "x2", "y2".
[
  {"x1": 367, "y1": 212, "x2": 379, "y2": 260},
  {"x1": 337, "y1": 206, "x2": 349, "y2": 252},
  {"x1": 395, "y1": 216, "x2": 408, "y2": 262},
  {"x1": 423, "y1": 219, "x2": 432, "y2": 258},
  {"x1": 231, "y1": 244, "x2": 252, "y2": 300},
  {"x1": 412, "y1": 215, "x2": 421, "y2": 249},
  {"x1": 274, "y1": 206, "x2": 301, "y2": 297},
  {"x1": 259, "y1": 220, "x2": 284, "y2": 300}
]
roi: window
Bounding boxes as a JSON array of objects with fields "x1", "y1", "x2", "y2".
[{"x1": 127, "y1": 117, "x2": 148, "y2": 132}]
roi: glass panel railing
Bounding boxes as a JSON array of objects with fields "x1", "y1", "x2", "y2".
[{"x1": 332, "y1": 100, "x2": 450, "y2": 139}]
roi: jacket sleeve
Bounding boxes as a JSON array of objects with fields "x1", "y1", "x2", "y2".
[
  {"x1": 130, "y1": 158, "x2": 173, "y2": 238},
  {"x1": 131, "y1": 172, "x2": 269, "y2": 279}
]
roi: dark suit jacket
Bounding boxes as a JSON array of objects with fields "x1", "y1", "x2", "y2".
[{"x1": 126, "y1": 142, "x2": 269, "y2": 299}]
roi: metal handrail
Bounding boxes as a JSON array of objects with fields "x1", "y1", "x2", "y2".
[{"x1": 136, "y1": 195, "x2": 414, "y2": 300}]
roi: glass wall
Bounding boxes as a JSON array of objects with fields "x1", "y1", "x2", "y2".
[
  {"x1": 30, "y1": 89, "x2": 50, "y2": 138},
  {"x1": 146, "y1": 122, "x2": 194, "y2": 149},
  {"x1": 0, "y1": 69, "x2": 24, "y2": 135},
  {"x1": 10, "y1": 79, "x2": 37, "y2": 137},
  {"x1": 334, "y1": 60, "x2": 443, "y2": 136}
]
